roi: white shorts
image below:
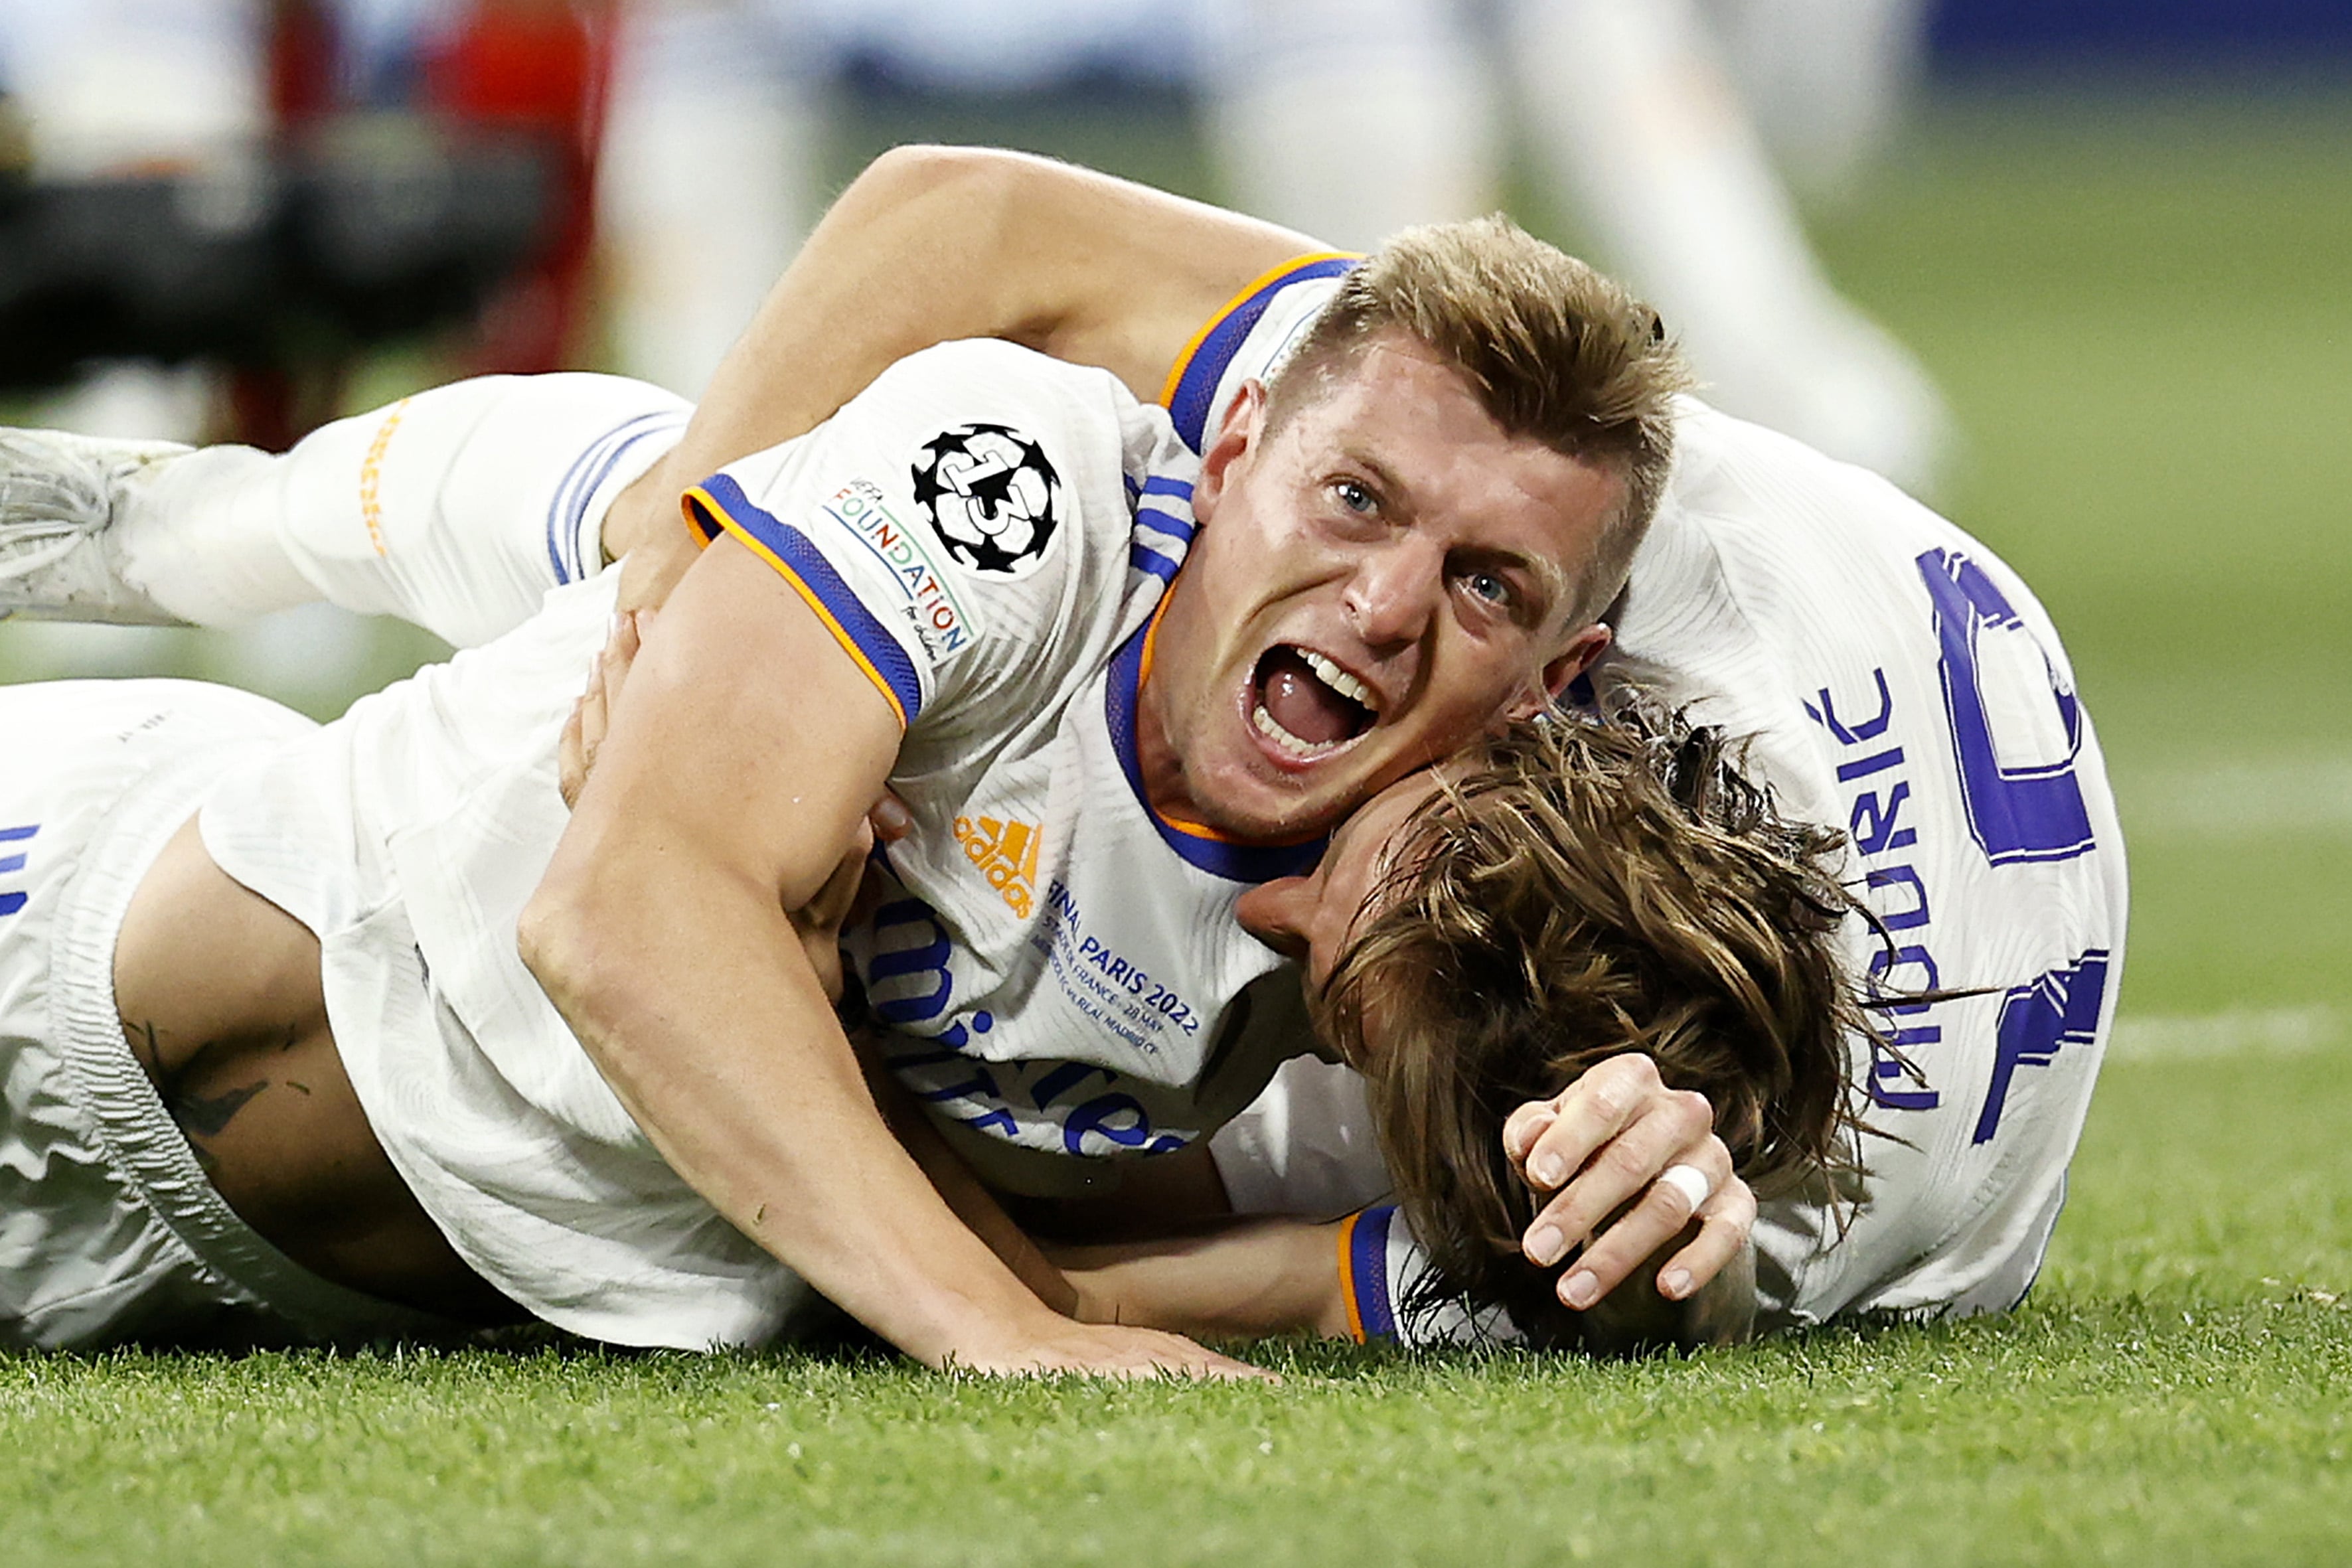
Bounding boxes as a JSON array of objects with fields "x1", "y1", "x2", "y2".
[{"x1": 0, "y1": 678, "x2": 460, "y2": 1348}]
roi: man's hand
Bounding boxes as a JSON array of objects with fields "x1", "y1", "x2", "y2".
[
  {"x1": 947, "y1": 1319, "x2": 1276, "y2": 1381},
  {"x1": 1502, "y1": 1053, "x2": 1757, "y2": 1312},
  {"x1": 556, "y1": 608, "x2": 641, "y2": 813},
  {"x1": 1048, "y1": 1216, "x2": 1353, "y2": 1344}
]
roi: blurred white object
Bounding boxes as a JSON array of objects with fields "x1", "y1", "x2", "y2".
[
  {"x1": 592, "y1": 0, "x2": 1205, "y2": 400},
  {"x1": 1707, "y1": 0, "x2": 1931, "y2": 202},
  {"x1": 1510, "y1": 0, "x2": 1948, "y2": 493},
  {"x1": 0, "y1": 0, "x2": 262, "y2": 446},
  {"x1": 0, "y1": 0, "x2": 263, "y2": 178},
  {"x1": 597, "y1": 0, "x2": 825, "y2": 400},
  {"x1": 1201, "y1": 0, "x2": 1498, "y2": 250},
  {"x1": 1198, "y1": 0, "x2": 1950, "y2": 496},
  {"x1": 0, "y1": 0, "x2": 385, "y2": 698}
]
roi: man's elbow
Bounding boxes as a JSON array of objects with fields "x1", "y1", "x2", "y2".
[
  {"x1": 517, "y1": 860, "x2": 628, "y2": 1022},
  {"x1": 842, "y1": 143, "x2": 1032, "y2": 232}
]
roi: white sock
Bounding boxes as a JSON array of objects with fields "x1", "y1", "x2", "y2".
[
  {"x1": 597, "y1": 0, "x2": 824, "y2": 399},
  {"x1": 114, "y1": 373, "x2": 690, "y2": 647},
  {"x1": 1709, "y1": 0, "x2": 1930, "y2": 201},
  {"x1": 1200, "y1": 0, "x2": 1500, "y2": 250},
  {"x1": 1506, "y1": 0, "x2": 1948, "y2": 490}
]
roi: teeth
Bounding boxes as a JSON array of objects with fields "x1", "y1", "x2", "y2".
[
  {"x1": 1253, "y1": 702, "x2": 1341, "y2": 760},
  {"x1": 1298, "y1": 649, "x2": 1375, "y2": 712}
]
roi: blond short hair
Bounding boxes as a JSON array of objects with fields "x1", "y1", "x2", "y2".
[
  {"x1": 1266, "y1": 217, "x2": 1691, "y2": 625},
  {"x1": 1316, "y1": 705, "x2": 1871, "y2": 1350}
]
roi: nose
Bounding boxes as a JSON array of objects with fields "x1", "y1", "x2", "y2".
[
  {"x1": 1235, "y1": 876, "x2": 1315, "y2": 961},
  {"x1": 1341, "y1": 535, "x2": 1444, "y2": 652}
]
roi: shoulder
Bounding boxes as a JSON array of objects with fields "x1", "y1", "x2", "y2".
[
  {"x1": 1607, "y1": 398, "x2": 2015, "y2": 824},
  {"x1": 688, "y1": 340, "x2": 1183, "y2": 734},
  {"x1": 872, "y1": 338, "x2": 1138, "y2": 430}
]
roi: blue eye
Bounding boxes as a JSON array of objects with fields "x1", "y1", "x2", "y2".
[
  {"x1": 1334, "y1": 479, "x2": 1375, "y2": 514},
  {"x1": 1466, "y1": 570, "x2": 1513, "y2": 605}
]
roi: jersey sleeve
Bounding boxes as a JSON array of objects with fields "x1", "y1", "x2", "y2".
[
  {"x1": 1158, "y1": 253, "x2": 1360, "y2": 454},
  {"x1": 1336, "y1": 1205, "x2": 1526, "y2": 1349},
  {"x1": 682, "y1": 338, "x2": 1144, "y2": 732}
]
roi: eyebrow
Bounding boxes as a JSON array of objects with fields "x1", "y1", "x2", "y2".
[
  {"x1": 1340, "y1": 445, "x2": 1571, "y2": 623},
  {"x1": 1344, "y1": 447, "x2": 1413, "y2": 516}
]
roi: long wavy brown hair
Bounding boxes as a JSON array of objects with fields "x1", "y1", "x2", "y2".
[{"x1": 1314, "y1": 705, "x2": 1874, "y2": 1347}]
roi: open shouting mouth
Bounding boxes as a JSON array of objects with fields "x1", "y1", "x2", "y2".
[{"x1": 1251, "y1": 645, "x2": 1379, "y2": 761}]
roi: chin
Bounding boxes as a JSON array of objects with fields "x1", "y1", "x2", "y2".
[{"x1": 1220, "y1": 770, "x2": 1356, "y2": 844}]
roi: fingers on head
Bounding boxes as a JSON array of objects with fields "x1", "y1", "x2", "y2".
[
  {"x1": 1536, "y1": 1054, "x2": 1671, "y2": 1163},
  {"x1": 1663, "y1": 1087, "x2": 1714, "y2": 1140},
  {"x1": 1658, "y1": 1135, "x2": 1736, "y2": 1221},
  {"x1": 1503, "y1": 1102, "x2": 1558, "y2": 1163}
]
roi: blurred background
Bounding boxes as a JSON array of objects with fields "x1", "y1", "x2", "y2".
[{"x1": 1, "y1": 0, "x2": 2347, "y2": 1178}]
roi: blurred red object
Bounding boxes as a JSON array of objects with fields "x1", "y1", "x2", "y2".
[
  {"x1": 425, "y1": 0, "x2": 613, "y2": 377},
  {"x1": 235, "y1": 0, "x2": 611, "y2": 449}
]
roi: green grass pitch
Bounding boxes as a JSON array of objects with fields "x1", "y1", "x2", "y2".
[{"x1": 5, "y1": 81, "x2": 2351, "y2": 1566}]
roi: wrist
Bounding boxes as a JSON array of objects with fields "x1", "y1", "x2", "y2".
[{"x1": 889, "y1": 1275, "x2": 1071, "y2": 1370}]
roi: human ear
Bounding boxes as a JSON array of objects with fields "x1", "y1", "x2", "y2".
[
  {"x1": 1508, "y1": 622, "x2": 1613, "y2": 719},
  {"x1": 1191, "y1": 380, "x2": 1266, "y2": 524}
]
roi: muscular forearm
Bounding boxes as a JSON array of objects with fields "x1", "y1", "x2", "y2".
[
  {"x1": 524, "y1": 541, "x2": 1065, "y2": 1366},
  {"x1": 862, "y1": 1046, "x2": 1081, "y2": 1319},
  {"x1": 523, "y1": 852, "x2": 1059, "y2": 1367},
  {"x1": 691, "y1": 145, "x2": 1314, "y2": 441},
  {"x1": 1052, "y1": 1217, "x2": 1353, "y2": 1341}
]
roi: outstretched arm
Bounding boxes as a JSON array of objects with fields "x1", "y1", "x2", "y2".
[
  {"x1": 562, "y1": 613, "x2": 1760, "y2": 1342},
  {"x1": 1050, "y1": 1208, "x2": 1755, "y2": 1352},
  {"x1": 605, "y1": 145, "x2": 1324, "y2": 603}
]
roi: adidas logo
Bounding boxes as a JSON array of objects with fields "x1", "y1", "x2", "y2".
[{"x1": 953, "y1": 813, "x2": 1038, "y2": 918}]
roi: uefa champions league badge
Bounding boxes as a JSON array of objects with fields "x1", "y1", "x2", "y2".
[{"x1": 909, "y1": 424, "x2": 1063, "y2": 580}]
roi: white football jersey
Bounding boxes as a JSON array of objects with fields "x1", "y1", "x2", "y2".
[
  {"x1": 684, "y1": 339, "x2": 1322, "y2": 1198},
  {"x1": 1188, "y1": 262, "x2": 2128, "y2": 1337},
  {"x1": 199, "y1": 339, "x2": 1320, "y2": 1346}
]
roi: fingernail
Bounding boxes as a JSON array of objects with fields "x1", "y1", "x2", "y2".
[
  {"x1": 1662, "y1": 1269, "x2": 1693, "y2": 1300},
  {"x1": 1561, "y1": 1270, "x2": 1599, "y2": 1310},
  {"x1": 1524, "y1": 1223, "x2": 1565, "y2": 1267},
  {"x1": 1531, "y1": 1152, "x2": 1567, "y2": 1188}
]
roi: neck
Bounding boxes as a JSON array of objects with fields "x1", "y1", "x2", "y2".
[{"x1": 1133, "y1": 673, "x2": 1204, "y2": 828}]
